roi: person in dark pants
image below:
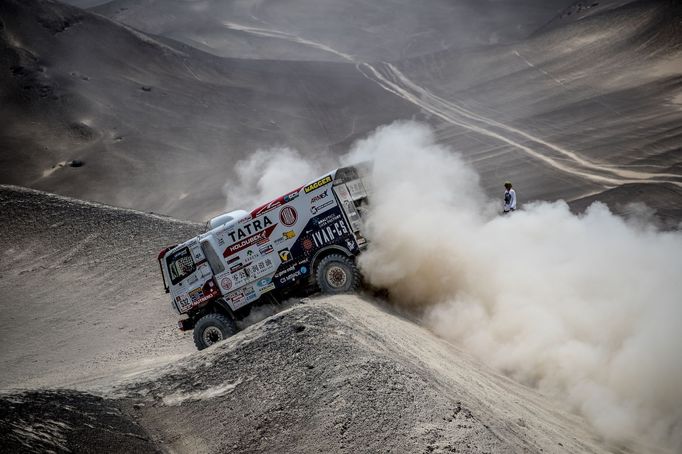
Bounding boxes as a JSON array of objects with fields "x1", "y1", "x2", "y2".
[{"x1": 503, "y1": 181, "x2": 517, "y2": 214}]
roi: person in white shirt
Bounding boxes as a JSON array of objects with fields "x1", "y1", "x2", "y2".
[{"x1": 503, "y1": 181, "x2": 516, "y2": 213}]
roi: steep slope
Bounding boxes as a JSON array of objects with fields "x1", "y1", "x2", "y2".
[
  {"x1": 0, "y1": 0, "x2": 416, "y2": 220},
  {"x1": 375, "y1": 0, "x2": 682, "y2": 211},
  {"x1": 93, "y1": 0, "x2": 573, "y2": 61},
  {"x1": 0, "y1": 185, "x2": 617, "y2": 453},
  {"x1": 0, "y1": 296, "x2": 616, "y2": 454},
  {"x1": 0, "y1": 185, "x2": 202, "y2": 389}
]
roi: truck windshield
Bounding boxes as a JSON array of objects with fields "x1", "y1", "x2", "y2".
[{"x1": 166, "y1": 247, "x2": 195, "y2": 285}]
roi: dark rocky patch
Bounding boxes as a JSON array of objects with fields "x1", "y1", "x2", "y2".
[{"x1": 0, "y1": 390, "x2": 159, "y2": 453}]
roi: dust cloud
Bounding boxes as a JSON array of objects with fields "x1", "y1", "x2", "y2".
[
  {"x1": 345, "y1": 121, "x2": 682, "y2": 451},
  {"x1": 229, "y1": 121, "x2": 682, "y2": 451},
  {"x1": 223, "y1": 147, "x2": 330, "y2": 211}
]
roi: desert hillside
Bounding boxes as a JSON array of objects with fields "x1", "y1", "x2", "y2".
[
  {"x1": 0, "y1": 293, "x2": 614, "y2": 454},
  {"x1": 2, "y1": 0, "x2": 680, "y2": 221},
  {"x1": 1, "y1": 0, "x2": 681, "y2": 453},
  {"x1": 0, "y1": 185, "x2": 200, "y2": 389}
]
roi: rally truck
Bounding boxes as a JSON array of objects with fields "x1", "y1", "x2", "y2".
[{"x1": 157, "y1": 166, "x2": 369, "y2": 349}]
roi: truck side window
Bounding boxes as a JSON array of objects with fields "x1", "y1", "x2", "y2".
[
  {"x1": 166, "y1": 247, "x2": 196, "y2": 285},
  {"x1": 201, "y1": 240, "x2": 225, "y2": 274}
]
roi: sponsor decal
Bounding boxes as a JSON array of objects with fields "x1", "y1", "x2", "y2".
[
  {"x1": 248, "y1": 257, "x2": 276, "y2": 279},
  {"x1": 314, "y1": 212, "x2": 343, "y2": 229},
  {"x1": 311, "y1": 200, "x2": 334, "y2": 215},
  {"x1": 259, "y1": 244, "x2": 274, "y2": 255},
  {"x1": 189, "y1": 287, "x2": 203, "y2": 302},
  {"x1": 231, "y1": 268, "x2": 250, "y2": 287},
  {"x1": 188, "y1": 286, "x2": 219, "y2": 306},
  {"x1": 273, "y1": 257, "x2": 310, "y2": 284},
  {"x1": 192, "y1": 293, "x2": 216, "y2": 306},
  {"x1": 230, "y1": 290, "x2": 245, "y2": 304},
  {"x1": 302, "y1": 237, "x2": 314, "y2": 251},
  {"x1": 278, "y1": 248, "x2": 292, "y2": 263},
  {"x1": 260, "y1": 283, "x2": 275, "y2": 293},
  {"x1": 282, "y1": 230, "x2": 296, "y2": 240},
  {"x1": 226, "y1": 216, "x2": 273, "y2": 242},
  {"x1": 221, "y1": 277, "x2": 232, "y2": 290},
  {"x1": 217, "y1": 237, "x2": 225, "y2": 246},
  {"x1": 244, "y1": 285, "x2": 258, "y2": 301},
  {"x1": 227, "y1": 289, "x2": 249, "y2": 310},
  {"x1": 229, "y1": 262, "x2": 244, "y2": 273},
  {"x1": 256, "y1": 277, "x2": 272, "y2": 288},
  {"x1": 177, "y1": 297, "x2": 191, "y2": 311},
  {"x1": 255, "y1": 277, "x2": 276, "y2": 293},
  {"x1": 252, "y1": 187, "x2": 303, "y2": 217},
  {"x1": 310, "y1": 189, "x2": 329, "y2": 204},
  {"x1": 224, "y1": 224, "x2": 277, "y2": 257},
  {"x1": 227, "y1": 255, "x2": 240, "y2": 265},
  {"x1": 251, "y1": 199, "x2": 282, "y2": 217},
  {"x1": 304, "y1": 175, "x2": 332, "y2": 193},
  {"x1": 312, "y1": 220, "x2": 350, "y2": 248},
  {"x1": 276, "y1": 266, "x2": 308, "y2": 285},
  {"x1": 284, "y1": 190, "x2": 300, "y2": 203},
  {"x1": 279, "y1": 206, "x2": 298, "y2": 226}
]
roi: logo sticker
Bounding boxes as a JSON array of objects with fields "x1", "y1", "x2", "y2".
[
  {"x1": 226, "y1": 215, "x2": 273, "y2": 242},
  {"x1": 256, "y1": 277, "x2": 272, "y2": 288},
  {"x1": 284, "y1": 191, "x2": 300, "y2": 202},
  {"x1": 310, "y1": 189, "x2": 329, "y2": 204},
  {"x1": 220, "y1": 277, "x2": 232, "y2": 290},
  {"x1": 259, "y1": 244, "x2": 274, "y2": 255},
  {"x1": 312, "y1": 220, "x2": 350, "y2": 248},
  {"x1": 282, "y1": 230, "x2": 296, "y2": 240},
  {"x1": 304, "y1": 175, "x2": 332, "y2": 193},
  {"x1": 279, "y1": 206, "x2": 298, "y2": 226},
  {"x1": 311, "y1": 200, "x2": 334, "y2": 215},
  {"x1": 303, "y1": 238, "x2": 314, "y2": 251},
  {"x1": 278, "y1": 248, "x2": 292, "y2": 263},
  {"x1": 224, "y1": 224, "x2": 277, "y2": 257}
]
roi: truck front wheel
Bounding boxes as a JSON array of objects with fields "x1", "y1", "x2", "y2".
[
  {"x1": 193, "y1": 313, "x2": 237, "y2": 350},
  {"x1": 316, "y1": 254, "x2": 360, "y2": 294}
]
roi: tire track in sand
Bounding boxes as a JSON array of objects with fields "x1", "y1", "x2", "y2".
[{"x1": 221, "y1": 22, "x2": 682, "y2": 187}]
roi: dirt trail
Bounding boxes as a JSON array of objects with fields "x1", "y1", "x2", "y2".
[
  {"x1": 358, "y1": 62, "x2": 682, "y2": 187},
  {"x1": 216, "y1": 21, "x2": 682, "y2": 189}
]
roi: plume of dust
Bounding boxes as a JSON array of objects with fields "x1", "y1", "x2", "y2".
[
  {"x1": 227, "y1": 122, "x2": 682, "y2": 450},
  {"x1": 343, "y1": 121, "x2": 682, "y2": 451},
  {"x1": 223, "y1": 147, "x2": 330, "y2": 211}
]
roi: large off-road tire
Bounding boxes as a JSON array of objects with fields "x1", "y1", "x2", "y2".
[
  {"x1": 315, "y1": 254, "x2": 360, "y2": 294},
  {"x1": 193, "y1": 313, "x2": 237, "y2": 350}
]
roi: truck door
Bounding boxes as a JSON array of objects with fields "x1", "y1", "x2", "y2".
[{"x1": 166, "y1": 241, "x2": 215, "y2": 313}]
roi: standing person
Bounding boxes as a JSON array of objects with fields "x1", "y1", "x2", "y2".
[{"x1": 503, "y1": 181, "x2": 516, "y2": 213}]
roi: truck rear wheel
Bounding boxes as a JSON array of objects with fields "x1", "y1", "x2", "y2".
[
  {"x1": 193, "y1": 313, "x2": 237, "y2": 350},
  {"x1": 316, "y1": 254, "x2": 360, "y2": 294}
]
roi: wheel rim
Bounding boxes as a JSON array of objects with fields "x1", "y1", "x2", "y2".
[
  {"x1": 326, "y1": 265, "x2": 348, "y2": 289},
  {"x1": 203, "y1": 326, "x2": 224, "y2": 346}
]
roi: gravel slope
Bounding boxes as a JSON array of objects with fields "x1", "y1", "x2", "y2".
[
  {"x1": 0, "y1": 186, "x2": 616, "y2": 453},
  {"x1": 0, "y1": 185, "x2": 201, "y2": 389}
]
